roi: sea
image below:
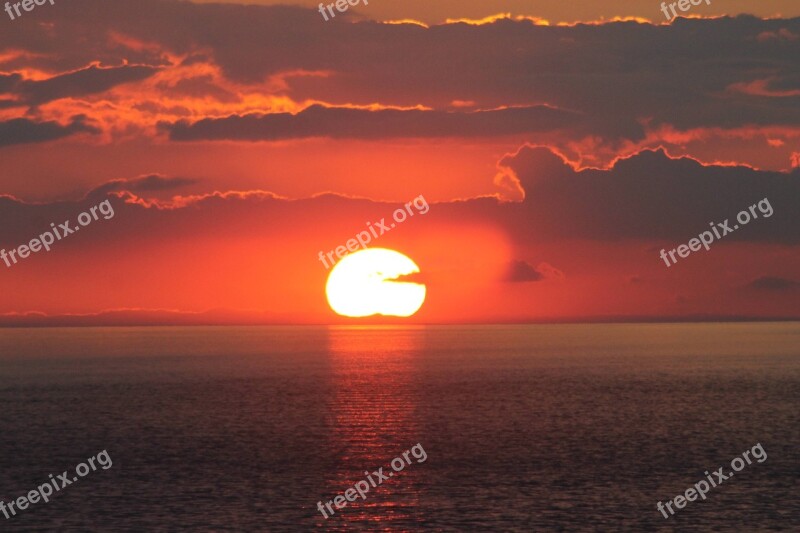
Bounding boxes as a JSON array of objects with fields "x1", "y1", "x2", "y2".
[{"x1": 0, "y1": 323, "x2": 798, "y2": 531}]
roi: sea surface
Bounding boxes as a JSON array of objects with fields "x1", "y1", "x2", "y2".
[{"x1": 0, "y1": 324, "x2": 798, "y2": 531}]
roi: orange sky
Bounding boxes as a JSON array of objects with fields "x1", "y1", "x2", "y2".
[{"x1": 0, "y1": 0, "x2": 798, "y2": 324}]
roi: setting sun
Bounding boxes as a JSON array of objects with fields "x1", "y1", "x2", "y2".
[{"x1": 325, "y1": 248, "x2": 426, "y2": 318}]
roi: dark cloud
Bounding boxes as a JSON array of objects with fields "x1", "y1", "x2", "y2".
[
  {"x1": 495, "y1": 146, "x2": 800, "y2": 243},
  {"x1": 3, "y1": 145, "x2": 794, "y2": 258},
  {"x1": 0, "y1": 116, "x2": 99, "y2": 148},
  {"x1": 86, "y1": 175, "x2": 200, "y2": 198},
  {"x1": 19, "y1": 65, "x2": 160, "y2": 106},
  {"x1": 0, "y1": 1, "x2": 795, "y2": 145},
  {"x1": 0, "y1": 73, "x2": 23, "y2": 92},
  {"x1": 0, "y1": 190, "x2": 291, "y2": 248},
  {"x1": 164, "y1": 104, "x2": 582, "y2": 141},
  {"x1": 503, "y1": 260, "x2": 564, "y2": 282},
  {"x1": 747, "y1": 276, "x2": 800, "y2": 291},
  {"x1": 0, "y1": 147, "x2": 796, "y2": 249}
]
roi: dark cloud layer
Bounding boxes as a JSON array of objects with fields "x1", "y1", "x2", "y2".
[
  {"x1": 1, "y1": 148, "x2": 796, "y2": 249},
  {"x1": 87, "y1": 175, "x2": 200, "y2": 198},
  {"x1": 496, "y1": 147, "x2": 800, "y2": 243},
  {"x1": 0, "y1": 66, "x2": 159, "y2": 108},
  {"x1": 19, "y1": 65, "x2": 160, "y2": 106},
  {"x1": 503, "y1": 260, "x2": 565, "y2": 283},
  {"x1": 0, "y1": 1, "x2": 796, "y2": 146},
  {"x1": 0, "y1": 116, "x2": 98, "y2": 148},
  {"x1": 165, "y1": 104, "x2": 582, "y2": 141},
  {"x1": 748, "y1": 276, "x2": 800, "y2": 291}
]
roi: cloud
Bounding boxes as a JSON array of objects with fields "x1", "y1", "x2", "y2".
[
  {"x1": 164, "y1": 104, "x2": 581, "y2": 141},
  {"x1": 0, "y1": 140, "x2": 797, "y2": 262},
  {"x1": 747, "y1": 276, "x2": 800, "y2": 291},
  {"x1": 0, "y1": 65, "x2": 161, "y2": 108},
  {"x1": 0, "y1": 116, "x2": 99, "y2": 148},
  {"x1": 0, "y1": 73, "x2": 23, "y2": 92},
  {"x1": 2, "y1": 146, "x2": 796, "y2": 248},
  {"x1": 0, "y1": 1, "x2": 795, "y2": 161},
  {"x1": 503, "y1": 260, "x2": 564, "y2": 282},
  {"x1": 22, "y1": 65, "x2": 161, "y2": 106},
  {"x1": 86, "y1": 175, "x2": 200, "y2": 198},
  {"x1": 757, "y1": 28, "x2": 799, "y2": 41},
  {"x1": 496, "y1": 145, "x2": 800, "y2": 242}
]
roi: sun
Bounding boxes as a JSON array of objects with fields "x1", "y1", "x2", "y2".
[{"x1": 326, "y1": 248, "x2": 426, "y2": 318}]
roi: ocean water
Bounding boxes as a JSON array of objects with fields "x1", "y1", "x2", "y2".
[{"x1": 0, "y1": 324, "x2": 798, "y2": 531}]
